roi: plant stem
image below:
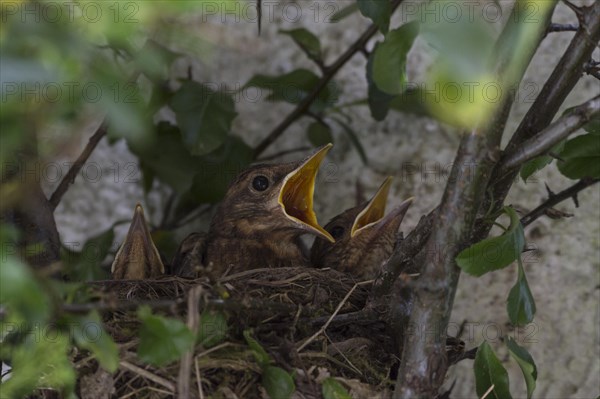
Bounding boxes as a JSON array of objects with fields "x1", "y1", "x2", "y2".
[
  {"x1": 252, "y1": 0, "x2": 404, "y2": 157},
  {"x1": 499, "y1": 95, "x2": 600, "y2": 174},
  {"x1": 521, "y1": 178, "x2": 599, "y2": 227}
]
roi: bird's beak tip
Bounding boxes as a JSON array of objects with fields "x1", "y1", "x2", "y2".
[{"x1": 278, "y1": 145, "x2": 332, "y2": 240}]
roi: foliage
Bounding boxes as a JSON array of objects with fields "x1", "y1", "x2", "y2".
[
  {"x1": 1, "y1": 0, "x2": 597, "y2": 397},
  {"x1": 244, "y1": 330, "x2": 296, "y2": 399}
]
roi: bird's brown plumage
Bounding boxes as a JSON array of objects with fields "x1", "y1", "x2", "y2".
[
  {"x1": 111, "y1": 204, "x2": 165, "y2": 280},
  {"x1": 310, "y1": 177, "x2": 412, "y2": 280},
  {"x1": 172, "y1": 145, "x2": 334, "y2": 278}
]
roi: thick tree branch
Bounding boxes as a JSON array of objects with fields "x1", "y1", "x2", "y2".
[
  {"x1": 393, "y1": 130, "x2": 498, "y2": 398},
  {"x1": 253, "y1": 0, "x2": 403, "y2": 157},
  {"x1": 520, "y1": 177, "x2": 599, "y2": 227},
  {"x1": 392, "y1": 2, "x2": 558, "y2": 396},
  {"x1": 499, "y1": 95, "x2": 600, "y2": 174}
]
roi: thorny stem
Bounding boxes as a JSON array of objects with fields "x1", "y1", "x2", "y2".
[{"x1": 520, "y1": 178, "x2": 600, "y2": 227}]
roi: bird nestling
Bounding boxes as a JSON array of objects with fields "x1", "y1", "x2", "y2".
[
  {"x1": 310, "y1": 177, "x2": 413, "y2": 280},
  {"x1": 111, "y1": 204, "x2": 165, "y2": 280},
  {"x1": 172, "y1": 144, "x2": 335, "y2": 278}
]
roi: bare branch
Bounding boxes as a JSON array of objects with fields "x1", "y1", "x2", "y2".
[
  {"x1": 521, "y1": 177, "x2": 599, "y2": 227},
  {"x1": 49, "y1": 121, "x2": 108, "y2": 210},
  {"x1": 253, "y1": 0, "x2": 404, "y2": 157},
  {"x1": 547, "y1": 23, "x2": 579, "y2": 33},
  {"x1": 49, "y1": 70, "x2": 142, "y2": 210},
  {"x1": 499, "y1": 95, "x2": 600, "y2": 174}
]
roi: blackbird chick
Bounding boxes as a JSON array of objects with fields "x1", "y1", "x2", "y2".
[
  {"x1": 111, "y1": 204, "x2": 165, "y2": 280},
  {"x1": 311, "y1": 177, "x2": 412, "y2": 280},
  {"x1": 172, "y1": 144, "x2": 335, "y2": 278}
]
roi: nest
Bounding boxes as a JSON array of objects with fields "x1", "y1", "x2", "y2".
[{"x1": 73, "y1": 268, "x2": 398, "y2": 399}]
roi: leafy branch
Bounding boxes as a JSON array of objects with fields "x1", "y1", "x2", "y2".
[
  {"x1": 252, "y1": 0, "x2": 404, "y2": 157},
  {"x1": 498, "y1": 95, "x2": 600, "y2": 175}
]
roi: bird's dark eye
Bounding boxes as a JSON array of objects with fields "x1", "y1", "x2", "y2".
[
  {"x1": 330, "y1": 226, "x2": 345, "y2": 239},
  {"x1": 252, "y1": 175, "x2": 270, "y2": 191}
]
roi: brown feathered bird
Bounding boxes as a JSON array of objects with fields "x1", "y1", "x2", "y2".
[
  {"x1": 111, "y1": 204, "x2": 165, "y2": 280},
  {"x1": 172, "y1": 144, "x2": 335, "y2": 278},
  {"x1": 310, "y1": 177, "x2": 412, "y2": 280}
]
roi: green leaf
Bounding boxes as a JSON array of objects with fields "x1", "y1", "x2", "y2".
[
  {"x1": 330, "y1": 3, "x2": 359, "y2": 22},
  {"x1": 243, "y1": 329, "x2": 271, "y2": 367},
  {"x1": 520, "y1": 140, "x2": 565, "y2": 182},
  {"x1": 332, "y1": 117, "x2": 368, "y2": 165},
  {"x1": 557, "y1": 134, "x2": 600, "y2": 179},
  {"x1": 169, "y1": 81, "x2": 237, "y2": 156},
  {"x1": 366, "y1": 42, "x2": 395, "y2": 121},
  {"x1": 584, "y1": 117, "x2": 600, "y2": 135},
  {"x1": 307, "y1": 121, "x2": 334, "y2": 147},
  {"x1": 1, "y1": 332, "x2": 75, "y2": 398},
  {"x1": 563, "y1": 106, "x2": 600, "y2": 135},
  {"x1": 70, "y1": 311, "x2": 119, "y2": 372},
  {"x1": 137, "y1": 306, "x2": 195, "y2": 366},
  {"x1": 131, "y1": 121, "x2": 200, "y2": 194},
  {"x1": 280, "y1": 29, "x2": 322, "y2": 63},
  {"x1": 420, "y1": 5, "x2": 495, "y2": 78},
  {"x1": 474, "y1": 341, "x2": 513, "y2": 399},
  {"x1": 151, "y1": 229, "x2": 179, "y2": 262},
  {"x1": 322, "y1": 377, "x2": 352, "y2": 399},
  {"x1": 389, "y1": 89, "x2": 435, "y2": 118},
  {"x1": 262, "y1": 366, "x2": 295, "y2": 399},
  {"x1": 184, "y1": 136, "x2": 254, "y2": 206},
  {"x1": 507, "y1": 259, "x2": 536, "y2": 326},
  {"x1": 420, "y1": 6, "x2": 498, "y2": 128},
  {"x1": 135, "y1": 39, "x2": 181, "y2": 81},
  {"x1": 372, "y1": 22, "x2": 420, "y2": 95},
  {"x1": 61, "y1": 228, "x2": 114, "y2": 281},
  {"x1": 456, "y1": 207, "x2": 525, "y2": 277},
  {"x1": 506, "y1": 337, "x2": 537, "y2": 399},
  {"x1": 0, "y1": 255, "x2": 50, "y2": 324},
  {"x1": 357, "y1": 0, "x2": 391, "y2": 34},
  {"x1": 197, "y1": 311, "x2": 228, "y2": 348},
  {"x1": 245, "y1": 69, "x2": 338, "y2": 112}
]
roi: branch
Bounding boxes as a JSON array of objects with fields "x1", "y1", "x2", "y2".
[
  {"x1": 546, "y1": 23, "x2": 579, "y2": 33},
  {"x1": 48, "y1": 121, "x2": 108, "y2": 210},
  {"x1": 520, "y1": 177, "x2": 599, "y2": 227},
  {"x1": 393, "y1": 1, "x2": 559, "y2": 396},
  {"x1": 49, "y1": 70, "x2": 142, "y2": 210},
  {"x1": 499, "y1": 95, "x2": 600, "y2": 174},
  {"x1": 252, "y1": 0, "x2": 404, "y2": 157},
  {"x1": 482, "y1": 0, "x2": 600, "y2": 238},
  {"x1": 393, "y1": 130, "x2": 497, "y2": 398},
  {"x1": 0, "y1": 294, "x2": 299, "y2": 318}
]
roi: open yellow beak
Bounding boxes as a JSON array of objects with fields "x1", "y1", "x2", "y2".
[
  {"x1": 278, "y1": 144, "x2": 335, "y2": 243},
  {"x1": 351, "y1": 176, "x2": 393, "y2": 237},
  {"x1": 111, "y1": 203, "x2": 165, "y2": 279}
]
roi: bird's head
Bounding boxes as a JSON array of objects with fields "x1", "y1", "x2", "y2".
[
  {"x1": 111, "y1": 204, "x2": 165, "y2": 280},
  {"x1": 210, "y1": 144, "x2": 335, "y2": 242},
  {"x1": 310, "y1": 177, "x2": 413, "y2": 275}
]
